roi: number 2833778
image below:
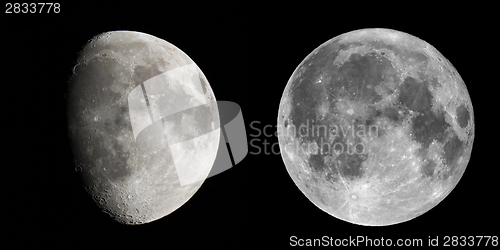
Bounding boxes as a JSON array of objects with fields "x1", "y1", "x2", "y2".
[{"x1": 5, "y1": 3, "x2": 60, "y2": 13}]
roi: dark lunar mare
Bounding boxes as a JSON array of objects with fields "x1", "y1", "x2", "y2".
[
  {"x1": 397, "y1": 74, "x2": 464, "y2": 180},
  {"x1": 287, "y1": 39, "x2": 466, "y2": 183},
  {"x1": 68, "y1": 56, "x2": 135, "y2": 184},
  {"x1": 455, "y1": 104, "x2": 470, "y2": 128},
  {"x1": 288, "y1": 42, "x2": 398, "y2": 182}
]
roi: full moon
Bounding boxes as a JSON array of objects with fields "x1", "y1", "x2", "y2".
[
  {"x1": 277, "y1": 28, "x2": 474, "y2": 226},
  {"x1": 66, "y1": 31, "x2": 220, "y2": 224}
]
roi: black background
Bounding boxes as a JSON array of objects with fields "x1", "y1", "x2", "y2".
[{"x1": 3, "y1": 2, "x2": 494, "y2": 248}]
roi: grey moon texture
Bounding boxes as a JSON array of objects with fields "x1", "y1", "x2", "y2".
[
  {"x1": 67, "y1": 31, "x2": 220, "y2": 225},
  {"x1": 277, "y1": 28, "x2": 474, "y2": 226}
]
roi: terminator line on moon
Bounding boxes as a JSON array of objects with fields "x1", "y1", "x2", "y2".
[
  {"x1": 277, "y1": 28, "x2": 474, "y2": 226},
  {"x1": 67, "y1": 31, "x2": 220, "y2": 224}
]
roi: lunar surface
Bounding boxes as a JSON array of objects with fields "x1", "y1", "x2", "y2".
[
  {"x1": 66, "y1": 31, "x2": 220, "y2": 224},
  {"x1": 277, "y1": 28, "x2": 474, "y2": 226}
]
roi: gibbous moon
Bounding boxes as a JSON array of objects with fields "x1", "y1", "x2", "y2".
[
  {"x1": 67, "y1": 31, "x2": 220, "y2": 224},
  {"x1": 278, "y1": 28, "x2": 474, "y2": 226}
]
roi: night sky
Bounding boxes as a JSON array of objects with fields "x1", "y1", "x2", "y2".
[{"x1": 3, "y1": 2, "x2": 492, "y2": 248}]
